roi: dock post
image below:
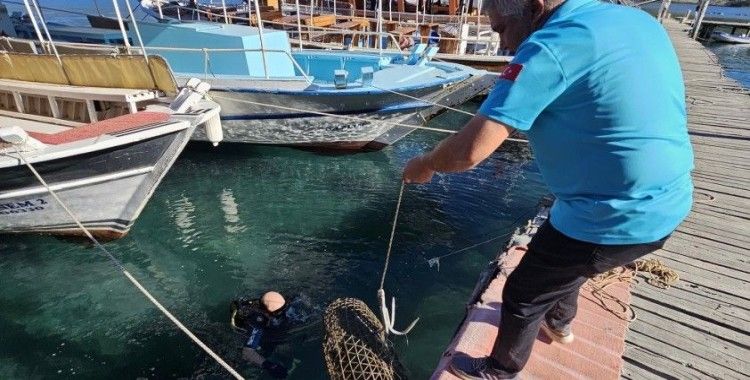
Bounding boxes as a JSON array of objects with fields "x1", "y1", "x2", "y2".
[
  {"x1": 691, "y1": 0, "x2": 710, "y2": 40},
  {"x1": 657, "y1": 0, "x2": 672, "y2": 23}
]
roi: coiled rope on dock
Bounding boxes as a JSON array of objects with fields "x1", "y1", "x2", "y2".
[
  {"x1": 586, "y1": 258, "x2": 680, "y2": 322},
  {"x1": 11, "y1": 147, "x2": 244, "y2": 380}
]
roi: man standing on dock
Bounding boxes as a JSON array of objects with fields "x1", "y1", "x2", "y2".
[{"x1": 402, "y1": 0, "x2": 694, "y2": 378}]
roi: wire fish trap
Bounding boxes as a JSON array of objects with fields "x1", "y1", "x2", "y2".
[{"x1": 323, "y1": 298, "x2": 407, "y2": 380}]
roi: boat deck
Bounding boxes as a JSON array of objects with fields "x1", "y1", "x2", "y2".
[{"x1": 431, "y1": 18, "x2": 750, "y2": 380}]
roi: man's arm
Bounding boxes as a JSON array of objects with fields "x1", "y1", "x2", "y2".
[{"x1": 403, "y1": 115, "x2": 513, "y2": 183}]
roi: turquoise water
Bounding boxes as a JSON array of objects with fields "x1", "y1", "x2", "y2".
[{"x1": 0, "y1": 99, "x2": 547, "y2": 378}]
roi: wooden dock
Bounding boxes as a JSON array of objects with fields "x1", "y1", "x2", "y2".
[
  {"x1": 431, "y1": 17, "x2": 749, "y2": 380},
  {"x1": 621, "y1": 19, "x2": 750, "y2": 380}
]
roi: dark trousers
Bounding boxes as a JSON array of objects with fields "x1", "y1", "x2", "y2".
[{"x1": 490, "y1": 221, "x2": 669, "y2": 375}]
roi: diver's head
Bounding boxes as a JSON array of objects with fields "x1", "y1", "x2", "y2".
[{"x1": 261, "y1": 291, "x2": 286, "y2": 313}]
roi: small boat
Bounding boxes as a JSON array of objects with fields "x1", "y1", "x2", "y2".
[
  {"x1": 11, "y1": 13, "x2": 492, "y2": 150},
  {"x1": 0, "y1": 52, "x2": 223, "y2": 239},
  {"x1": 711, "y1": 31, "x2": 750, "y2": 44},
  {"x1": 138, "y1": 0, "x2": 253, "y2": 22}
]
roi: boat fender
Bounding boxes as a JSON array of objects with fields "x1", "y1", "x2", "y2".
[
  {"x1": 205, "y1": 112, "x2": 223, "y2": 147},
  {"x1": 334, "y1": 69, "x2": 348, "y2": 89}
]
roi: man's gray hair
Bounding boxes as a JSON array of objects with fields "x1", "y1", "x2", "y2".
[{"x1": 484, "y1": 0, "x2": 528, "y2": 16}]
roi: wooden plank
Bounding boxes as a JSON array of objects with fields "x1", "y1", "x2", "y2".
[
  {"x1": 623, "y1": 345, "x2": 705, "y2": 380},
  {"x1": 632, "y1": 305, "x2": 750, "y2": 363},
  {"x1": 632, "y1": 281, "x2": 750, "y2": 329},
  {"x1": 629, "y1": 293, "x2": 750, "y2": 349},
  {"x1": 667, "y1": 231, "x2": 749, "y2": 262},
  {"x1": 625, "y1": 332, "x2": 746, "y2": 379},
  {"x1": 628, "y1": 320, "x2": 750, "y2": 376}
]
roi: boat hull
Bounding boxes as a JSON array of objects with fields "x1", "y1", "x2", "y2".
[
  {"x1": 0, "y1": 128, "x2": 194, "y2": 240},
  {"x1": 191, "y1": 75, "x2": 490, "y2": 149}
]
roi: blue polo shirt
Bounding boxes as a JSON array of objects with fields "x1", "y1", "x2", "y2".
[{"x1": 479, "y1": 0, "x2": 694, "y2": 244}]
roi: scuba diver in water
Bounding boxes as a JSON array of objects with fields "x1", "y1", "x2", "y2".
[{"x1": 230, "y1": 291, "x2": 298, "y2": 378}]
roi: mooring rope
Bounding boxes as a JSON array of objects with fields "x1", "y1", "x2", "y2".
[
  {"x1": 376, "y1": 181, "x2": 419, "y2": 336},
  {"x1": 12, "y1": 147, "x2": 244, "y2": 380},
  {"x1": 379, "y1": 181, "x2": 405, "y2": 290},
  {"x1": 587, "y1": 267, "x2": 638, "y2": 322},
  {"x1": 370, "y1": 84, "x2": 476, "y2": 117}
]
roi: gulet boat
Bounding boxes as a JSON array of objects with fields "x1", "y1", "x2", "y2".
[{"x1": 6, "y1": 3, "x2": 492, "y2": 150}]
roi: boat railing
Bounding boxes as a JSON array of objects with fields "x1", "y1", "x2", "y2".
[
  {"x1": 144, "y1": 2, "x2": 501, "y2": 56},
  {"x1": 9, "y1": 37, "x2": 316, "y2": 84},
  {"x1": 133, "y1": 45, "x2": 315, "y2": 83},
  {"x1": 141, "y1": 2, "x2": 404, "y2": 50}
]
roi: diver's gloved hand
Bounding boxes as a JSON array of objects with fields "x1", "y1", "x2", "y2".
[{"x1": 261, "y1": 360, "x2": 288, "y2": 379}]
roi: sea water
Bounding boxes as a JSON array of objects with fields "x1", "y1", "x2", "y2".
[{"x1": 0, "y1": 97, "x2": 545, "y2": 378}]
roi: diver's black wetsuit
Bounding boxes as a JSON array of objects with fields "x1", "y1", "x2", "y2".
[{"x1": 231, "y1": 297, "x2": 288, "y2": 351}]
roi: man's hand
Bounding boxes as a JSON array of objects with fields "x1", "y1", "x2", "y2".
[
  {"x1": 403, "y1": 116, "x2": 513, "y2": 181},
  {"x1": 403, "y1": 155, "x2": 435, "y2": 184}
]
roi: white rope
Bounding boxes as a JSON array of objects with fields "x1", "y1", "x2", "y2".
[
  {"x1": 371, "y1": 84, "x2": 476, "y2": 117},
  {"x1": 111, "y1": 0, "x2": 132, "y2": 52},
  {"x1": 11, "y1": 147, "x2": 244, "y2": 380},
  {"x1": 377, "y1": 182, "x2": 419, "y2": 336},
  {"x1": 379, "y1": 181, "x2": 405, "y2": 290},
  {"x1": 209, "y1": 93, "x2": 528, "y2": 143}
]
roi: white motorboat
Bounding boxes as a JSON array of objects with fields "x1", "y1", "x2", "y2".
[{"x1": 712, "y1": 31, "x2": 750, "y2": 44}]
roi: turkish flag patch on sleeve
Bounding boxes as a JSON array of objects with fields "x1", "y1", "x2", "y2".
[{"x1": 500, "y1": 63, "x2": 523, "y2": 81}]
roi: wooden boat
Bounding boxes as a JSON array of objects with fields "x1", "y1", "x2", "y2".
[
  {"x1": 11, "y1": 12, "x2": 494, "y2": 150},
  {"x1": 0, "y1": 51, "x2": 223, "y2": 239}
]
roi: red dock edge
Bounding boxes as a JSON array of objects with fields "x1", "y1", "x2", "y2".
[{"x1": 431, "y1": 205, "x2": 632, "y2": 380}]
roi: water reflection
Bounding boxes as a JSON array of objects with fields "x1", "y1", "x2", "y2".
[{"x1": 220, "y1": 188, "x2": 247, "y2": 234}]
